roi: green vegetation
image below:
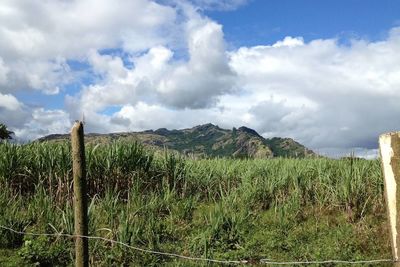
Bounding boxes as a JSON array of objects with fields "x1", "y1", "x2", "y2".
[
  {"x1": 0, "y1": 141, "x2": 391, "y2": 266},
  {"x1": 0, "y1": 123, "x2": 13, "y2": 141},
  {"x1": 38, "y1": 123, "x2": 314, "y2": 159}
]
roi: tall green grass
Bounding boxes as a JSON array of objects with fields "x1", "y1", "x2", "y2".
[{"x1": 0, "y1": 142, "x2": 391, "y2": 266}]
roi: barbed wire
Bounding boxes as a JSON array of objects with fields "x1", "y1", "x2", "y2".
[
  {"x1": 0, "y1": 225, "x2": 246, "y2": 265},
  {"x1": 0, "y1": 225, "x2": 393, "y2": 265},
  {"x1": 260, "y1": 258, "x2": 394, "y2": 265}
]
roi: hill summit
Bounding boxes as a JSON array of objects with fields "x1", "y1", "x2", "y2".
[{"x1": 38, "y1": 123, "x2": 315, "y2": 158}]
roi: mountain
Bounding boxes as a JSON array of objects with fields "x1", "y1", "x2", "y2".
[{"x1": 38, "y1": 123, "x2": 315, "y2": 158}]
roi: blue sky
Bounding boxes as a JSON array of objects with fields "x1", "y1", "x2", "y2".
[
  {"x1": 206, "y1": 0, "x2": 400, "y2": 47},
  {"x1": 18, "y1": 0, "x2": 400, "y2": 110},
  {"x1": 0, "y1": 0, "x2": 400, "y2": 158}
]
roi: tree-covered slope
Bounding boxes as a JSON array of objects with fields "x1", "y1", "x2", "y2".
[{"x1": 38, "y1": 123, "x2": 315, "y2": 158}]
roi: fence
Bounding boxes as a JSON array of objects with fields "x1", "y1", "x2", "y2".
[
  {"x1": 1, "y1": 123, "x2": 400, "y2": 265},
  {"x1": 0, "y1": 225, "x2": 394, "y2": 265}
]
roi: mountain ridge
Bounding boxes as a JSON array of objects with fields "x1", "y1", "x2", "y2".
[{"x1": 38, "y1": 123, "x2": 315, "y2": 158}]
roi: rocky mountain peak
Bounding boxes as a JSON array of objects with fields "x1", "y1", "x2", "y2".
[
  {"x1": 37, "y1": 124, "x2": 315, "y2": 158},
  {"x1": 192, "y1": 123, "x2": 219, "y2": 131},
  {"x1": 238, "y1": 126, "x2": 262, "y2": 137}
]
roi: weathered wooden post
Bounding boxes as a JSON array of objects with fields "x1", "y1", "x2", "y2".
[
  {"x1": 379, "y1": 132, "x2": 400, "y2": 266},
  {"x1": 71, "y1": 121, "x2": 89, "y2": 267}
]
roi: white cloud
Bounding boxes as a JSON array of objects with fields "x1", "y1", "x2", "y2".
[
  {"x1": 0, "y1": 0, "x2": 177, "y2": 59},
  {"x1": 13, "y1": 108, "x2": 71, "y2": 141},
  {"x1": 0, "y1": 93, "x2": 22, "y2": 111},
  {"x1": 88, "y1": 50, "x2": 127, "y2": 78},
  {"x1": 67, "y1": 16, "x2": 236, "y2": 118},
  {"x1": 0, "y1": 0, "x2": 177, "y2": 94},
  {"x1": 188, "y1": 0, "x2": 249, "y2": 11},
  {"x1": 0, "y1": 58, "x2": 9, "y2": 85},
  {"x1": 92, "y1": 101, "x2": 242, "y2": 134},
  {"x1": 157, "y1": 19, "x2": 236, "y2": 108},
  {"x1": 0, "y1": 92, "x2": 71, "y2": 141},
  {"x1": 317, "y1": 147, "x2": 379, "y2": 159},
  {"x1": 54, "y1": 26, "x2": 400, "y2": 154},
  {"x1": 0, "y1": 93, "x2": 30, "y2": 129},
  {"x1": 272, "y1": 36, "x2": 304, "y2": 48},
  {"x1": 229, "y1": 29, "x2": 400, "y2": 150},
  {"x1": 3, "y1": 58, "x2": 71, "y2": 95},
  {"x1": 2, "y1": 0, "x2": 400, "y2": 157}
]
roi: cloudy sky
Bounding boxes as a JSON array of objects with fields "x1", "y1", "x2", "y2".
[{"x1": 1, "y1": 0, "x2": 400, "y2": 157}]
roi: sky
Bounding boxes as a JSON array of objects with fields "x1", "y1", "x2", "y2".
[{"x1": 1, "y1": 0, "x2": 400, "y2": 158}]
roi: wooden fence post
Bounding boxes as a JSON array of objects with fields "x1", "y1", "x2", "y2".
[
  {"x1": 71, "y1": 121, "x2": 89, "y2": 267},
  {"x1": 379, "y1": 132, "x2": 400, "y2": 266}
]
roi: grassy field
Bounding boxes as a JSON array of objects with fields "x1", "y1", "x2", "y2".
[{"x1": 0, "y1": 141, "x2": 392, "y2": 266}]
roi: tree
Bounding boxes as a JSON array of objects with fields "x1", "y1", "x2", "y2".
[{"x1": 0, "y1": 123, "x2": 14, "y2": 140}]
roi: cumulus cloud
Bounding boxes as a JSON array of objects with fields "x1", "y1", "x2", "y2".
[
  {"x1": 0, "y1": 93, "x2": 30, "y2": 128},
  {"x1": 0, "y1": 0, "x2": 177, "y2": 94},
  {"x1": 0, "y1": 92, "x2": 70, "y2": 140},
  {"x1": 67, "y1": 16, "x2": 236, "y2": 119},
  {"x1": 188, "y1": 0, "x2": 249, "y2": 11},
  {"x1": 229, "y1": 28, "x2": 400, "y2": 150},
  {"x1": 85, "y1": 101, "x2": 243, "y2": 134},
  {"x1": 13, "y1": 108, "x2": 71, "y2": 141},
  {"x1": 157, "y1": 19, "x2": 236, "y2": 108},
  {"x1": 0, "y1": 58, "x2": 9, "y2": 85},
  {"x1": 0, "y1": 93, "x2": 21, "y2": 111},
  {"x1": 2, "y1": 0, "x2": 400, "y2": 158},
  {"x1": 0, "y1": 0, "x2": 176, "y2": 59}
]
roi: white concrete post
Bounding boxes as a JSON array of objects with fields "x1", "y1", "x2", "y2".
[{"x1": 379, "y1": 132, "x2": 400, "y2": 266}]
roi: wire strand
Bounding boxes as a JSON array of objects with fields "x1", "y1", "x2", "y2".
[
  {"x1": 0, "y1": 225, "x2": 393, "y2": 265},
  {"x1": 260, "y1": 258, "x2": 393, "y2": 265},
  {"x1": 0, "y1": 225, "x2": 246, "y2": 265}
]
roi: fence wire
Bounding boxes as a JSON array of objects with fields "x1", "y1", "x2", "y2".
[{"x1": 0, "y1": 225, "x2": 393, "y2": 265}]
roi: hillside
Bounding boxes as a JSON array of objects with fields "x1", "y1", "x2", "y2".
[{"x1": 38, "y1": 123, "x2": 315, "y2": 158}]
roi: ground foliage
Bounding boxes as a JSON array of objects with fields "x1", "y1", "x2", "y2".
[{"x1": 0, "y1": 141, "x2": 391, "y2": 266}]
